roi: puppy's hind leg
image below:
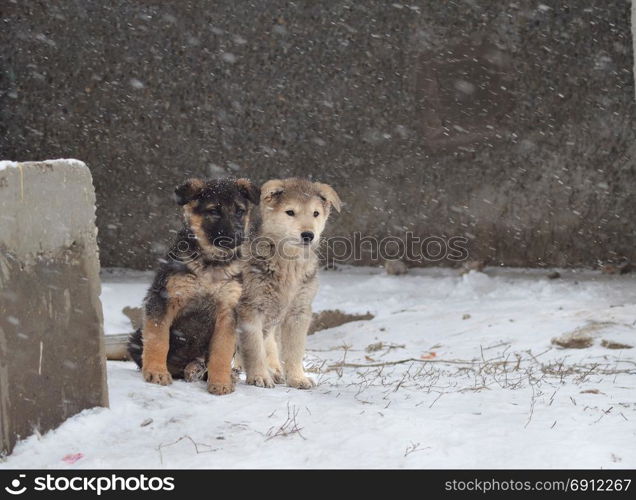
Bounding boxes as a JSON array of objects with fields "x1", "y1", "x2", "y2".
[
  {"x1": 184, "y1": 357, "x2": 207, "y2": 382},
  {"x1": 238, "y1": 313, "x2": 274, "y2": 388}
]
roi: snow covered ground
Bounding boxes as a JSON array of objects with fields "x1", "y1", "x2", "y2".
[{"x1": 2, "y1": 266, "x2": 635, "y2": 469}]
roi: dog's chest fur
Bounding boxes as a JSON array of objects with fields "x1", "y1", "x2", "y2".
[
  {"x1": 241, "y1": 252, "x2": 318, "y2": 328},
  {"x1": 189, "y1": 259, "x2": 240, "y2": 284},
  {"x1": 171, "y1": 260, "x2": 243, "y2": 305}
]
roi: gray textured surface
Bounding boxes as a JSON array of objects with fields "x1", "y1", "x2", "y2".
[
  {"x1": 1, "y1": 1, "x2": 635, "y2": 268},
  {"x1": 0, "y1": 160, "x2": 108, "y2": 457}
]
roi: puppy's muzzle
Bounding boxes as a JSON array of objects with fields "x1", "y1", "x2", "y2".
[{"x1": 300, "y1": 231, "x2": 314, "y2": 245}]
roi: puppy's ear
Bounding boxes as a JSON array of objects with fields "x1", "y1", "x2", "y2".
[
  {"x1": 174, "y1": 178, "x2": 205, "y2": 205},
  {"x1": 236, "y1": 178, "x2": 261, "y2": 205},
  {"x1": 315, "y1": 182, "x2": 342, "y2": 213},
  {"x1": 261, "y1": 179, "x2": 285, "y2": 204}
]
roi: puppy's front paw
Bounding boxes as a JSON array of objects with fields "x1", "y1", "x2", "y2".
[
  {"x1": 286, "y1": 375, "x2": 315, "y2": 390},
  {"x1": 208, "y1": 380, "x2": 235, "y2": 395},
  {"x1": 142, "y1": 367, "x2": 173, "y2": 386},
  {"x1": 246, "y1": 373, "x2": 275, "y2": 388}
]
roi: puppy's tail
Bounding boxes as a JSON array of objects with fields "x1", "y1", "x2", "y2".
[{"x1": 127, "y1": 329, "x2": 143, "y2": 369}]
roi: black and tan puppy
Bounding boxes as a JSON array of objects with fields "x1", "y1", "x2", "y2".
[{"x1": 127, "y1": 177, "x2": 260, "y2": 395}]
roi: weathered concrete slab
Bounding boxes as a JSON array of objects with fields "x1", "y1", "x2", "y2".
[{"x1": 0, "y1": 159, "x2": 108, "y2": 457}]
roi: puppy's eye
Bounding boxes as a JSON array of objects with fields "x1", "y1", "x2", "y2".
[
  {"x1": 236, "y1": 208, "x2": 245, "y2": 216},
  {"x1": 285, "y1": 210, "x2": 295, "y2": 216},
  {"x1": 208, "y1": 208, "x2": 221, "y2": 216},
  {"x1": 313, "y1": 211, "x2": 320, "y2": 217}
]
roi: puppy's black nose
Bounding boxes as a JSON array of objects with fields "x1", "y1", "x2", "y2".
[{"x1": 301, "y1": 231, "x2": 314, "y2": 243}]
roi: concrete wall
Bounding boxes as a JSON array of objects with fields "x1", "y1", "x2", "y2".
[
  {"x1": 1, "y1": 1, "x2": 635, "y2": 268},
  {"x1": 0, "y1": 160, "x2": 108, "y2": 456},
  {"x1": 633, "y1": 0, "x2": 636, "y2": 100}
]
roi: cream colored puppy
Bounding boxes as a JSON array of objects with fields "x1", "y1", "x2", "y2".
[{"x1": 237, "y1": 178, "x2": 341, "y2": 389}]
